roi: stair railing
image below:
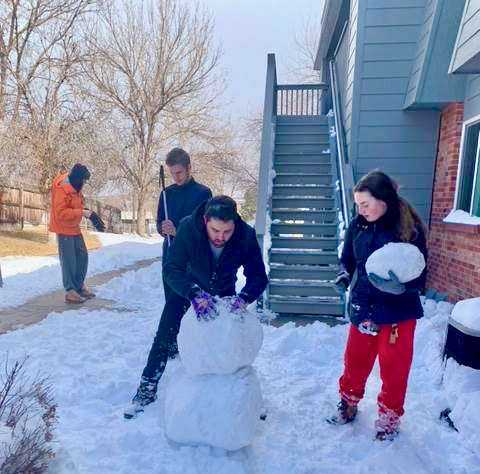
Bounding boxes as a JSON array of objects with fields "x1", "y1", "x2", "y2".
[
  {"x1": 329, "y1": 59, "x2": 354, "y2": 227},
  {"x1": 255, "y1": 54, "x2": 277, "y2": 262},
  {"x1": 277, "y1": 84, "x2": 328, "y2": 116}
]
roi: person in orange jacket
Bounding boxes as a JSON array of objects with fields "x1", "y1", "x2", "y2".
[{"x1": 49, "y1": 163, "x2": 104, "y2": 304}]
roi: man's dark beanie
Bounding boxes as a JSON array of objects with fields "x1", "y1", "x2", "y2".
[{"x1": 69, "y1": 163, "x2": 90, "y2": 192}]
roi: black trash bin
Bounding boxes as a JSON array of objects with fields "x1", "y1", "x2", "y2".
[{"x1": 444, "y1": 318, "x2": 480, "y2": 370}]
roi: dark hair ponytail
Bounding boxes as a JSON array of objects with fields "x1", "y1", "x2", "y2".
[{"x1": 354, "y1": 170, "x2": 426, "y2": 243}]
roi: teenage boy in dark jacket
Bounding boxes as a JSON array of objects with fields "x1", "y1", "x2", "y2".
[
  {"x1": 157, "y1": 147, "x2": 212, "y2": 300},
  {"x1": 125, "y1": 196, "x2": 268, "y2": 419}
]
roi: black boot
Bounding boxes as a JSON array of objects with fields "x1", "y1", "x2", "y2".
[
  {"x1": 132, "y1": 376, "x2": 158, "y2": 406},
  {"x1": 326, "y1": 400, "x2": 358, "y2": 425}
]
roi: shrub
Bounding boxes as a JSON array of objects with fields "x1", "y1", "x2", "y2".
[{"x1": 0, "y1": 357, "x2": 57, "y2": 474}]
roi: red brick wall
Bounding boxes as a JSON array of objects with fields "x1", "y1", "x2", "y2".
[{"x1": 426, "y1": 102, "x2": 480, "y2": 301}]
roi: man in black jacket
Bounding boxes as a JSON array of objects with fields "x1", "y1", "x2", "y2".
[
  {"x1": 157, "y1": 147, "x2": 212, "y2": 300},
  {"x1": 125, "y1": 196, "x2": 268, "y2": 419}
]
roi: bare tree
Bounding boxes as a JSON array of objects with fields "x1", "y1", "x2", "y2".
[
  {"x1": 83, "y1": 0, "x2": 221, "y2": 235},
  {"x1": 0, "y1": 0, "x2": 99, "y2": 197},
  {"x1": 287, "y1": 16, "x2": 322, "y2": 83}
]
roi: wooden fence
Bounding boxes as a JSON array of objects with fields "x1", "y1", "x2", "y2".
[{"x1": 0, "y1": 183, "x2": 122, "y2": 233}]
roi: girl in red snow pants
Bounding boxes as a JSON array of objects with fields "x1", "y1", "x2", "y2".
[{"x1": 339, "y1": 319, "x2": 416, "y2": 432}]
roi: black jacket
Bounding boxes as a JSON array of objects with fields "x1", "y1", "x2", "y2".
[
  {"x1": 157, "y1": 178, "x2": 212, "y2": 259},
  {"x1": 164, "y1": 202, "x2": 268, "y2": 304},
  {"x1": 340, "y1": 214, "x2": 427, "y2": 326}
]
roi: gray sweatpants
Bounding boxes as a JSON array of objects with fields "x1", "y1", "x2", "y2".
[{"x1": 57, "y1": 234, "x2": 88, "y2": 292}]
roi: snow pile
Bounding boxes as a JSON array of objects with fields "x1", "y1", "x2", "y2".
[
  {"x1": 165, "y1": 299, "x2": 264, "y2": 451},
  {"x1": 365, "y1": 242, "x2": 425, "y2": 283},
  {"x1": 178, "y1": 299, "x2": 263, "y2": 375}
]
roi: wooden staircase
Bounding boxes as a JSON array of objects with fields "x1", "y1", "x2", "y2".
[{"x1": 267, "y1": 115, "x2": 344, "y2": 317}]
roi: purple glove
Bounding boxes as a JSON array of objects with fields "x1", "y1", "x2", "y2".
[
  {"x1": 229, "y1": 295, "x2": 247, "y2": 314},
  {"x1": 192, "y1": 291, "x2": 217, "y2": 321}
]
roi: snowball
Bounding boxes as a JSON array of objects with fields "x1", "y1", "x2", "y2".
[
  {"x1": 365, "y1": 242, "x2": 425, "y2": 283},
  {"x1": 450, "y1": 297, "x2": 480, "y2": 333},
  {"x1": 178, "y1": 298, "x2": 263, "y2": 376},
  {"x1": 164, "y1": 366, "x2": 263, "y2": 451}
]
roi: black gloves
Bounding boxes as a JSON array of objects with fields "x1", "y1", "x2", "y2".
[
  {"x1": 89, "y1": 211, "x2": 105, "y2": 232},
  {"x1": 334, "y1": 271, "x2": 350, "y2": 293},
  {"x1": 368, "y1": 270, "x2": 405, "y2": 295}
]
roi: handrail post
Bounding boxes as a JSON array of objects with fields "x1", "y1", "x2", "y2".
[{"x1": 255, "y1": 54, "x2": 277, "y2": 244}]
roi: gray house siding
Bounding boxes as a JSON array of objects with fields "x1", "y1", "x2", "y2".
[
  {"x1": 464, "y1": 74, "x2": 480, "y2": 120},
  {"x1": 352, "y1": 0, "x2": 438, "y2": 221},
  {"x1": 405, "y1": 0, "x2": 466, "y2": 108},
  {"x1": 449, "y1": 0, "x2": 480, "y2": 74}
]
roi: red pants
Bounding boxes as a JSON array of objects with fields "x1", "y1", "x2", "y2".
[{"x1": 339, "y1": 319, "x2": 416, "y2": 418}]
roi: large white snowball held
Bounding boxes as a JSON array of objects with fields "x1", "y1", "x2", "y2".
[
  {"x1": 365, "y1": 242, "x2": 425, "y2": 283},
  {"x1": 164, "y1": 297, "x2": 264, "y2": 450}
]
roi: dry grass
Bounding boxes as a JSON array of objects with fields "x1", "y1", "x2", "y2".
[{"x1": 0, "y1": 226, "x2": 102, "y2": 257}]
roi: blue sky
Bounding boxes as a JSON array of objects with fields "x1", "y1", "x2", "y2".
[{"x1": 201, "y1": 0, "x2": 326, "y2": 119}]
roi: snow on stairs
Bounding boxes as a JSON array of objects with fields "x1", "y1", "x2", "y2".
[{"x1": 268, "y1": 116, "x2": 343, "y2": 317}]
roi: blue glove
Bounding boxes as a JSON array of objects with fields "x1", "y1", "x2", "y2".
[
  {"x1": 192, "y1": 291, "x2": 217, "y2": 321},
  {"x1": 368, "y1": 270, "x2": 405, "y2": 295},
  {"x1": 89, "y1": 211, "x2": 105, "y2": 232},
  {"x1": 334, "y1": 271, "x2": 350, "y2": 293},
  {"x1": 228, "y1": 295, "x2": 247, "y2": 314}
]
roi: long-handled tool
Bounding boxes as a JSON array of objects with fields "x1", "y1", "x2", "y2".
[{"x1": 159, "y1": 165, "x2": 171, "y2": 247}]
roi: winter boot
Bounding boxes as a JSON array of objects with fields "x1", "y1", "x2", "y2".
[
  {"x1": 326, "y1": 399, "x2": 358, "y2": 425},
  {"x1": 124, "y1": 376, "x2": 158, "y2": 419},
  {"x1": 374, "y1": 409, "x2": 400, "y2": 441}
]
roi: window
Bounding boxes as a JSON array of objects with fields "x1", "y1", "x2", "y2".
[{"x1": 455, "y1": 118, "x2": 480, "y2": 217}]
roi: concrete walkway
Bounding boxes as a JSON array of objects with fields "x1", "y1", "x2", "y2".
[{"x1": 0, "y1": 257, "x2": 161, "y2": 334}]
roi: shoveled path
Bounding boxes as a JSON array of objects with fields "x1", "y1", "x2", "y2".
[{"x1": 0, "y1": 257, "x2": 161, "y2": 335}]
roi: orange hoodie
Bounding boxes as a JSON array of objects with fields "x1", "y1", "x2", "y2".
[{"x1": 48, "y1": 174, "x2": 85, "y2": 236}]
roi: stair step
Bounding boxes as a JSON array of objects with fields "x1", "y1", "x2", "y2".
[
  {"x1": 271, "y1": 236, "x2": 338, "y2": 250},
  {"x1": 271, "y1": 222, "x2": 337, "y2": 237},
  {"x1": 276, "y1": 125, "x2": 329, "y2": 134},
  {"x1": 269, "y1": 295, "x2": 344, "y2": 316},
  {"x1": 276, "y1": 115, "x2": 328, "y2": 125},
  {"x1": 274, "y1": 173, "x2": 333, "y2": 185},
  {"x1": 274, "y1": 153, "x2": 331, "y2": 164},
  {"x1": 276, "y1": 132, "x2": 330, "y2": 144},
  {"x1": 270, "y1": 263, "x2": 338, "y2": 280},
  {"x1": 272, "y1": 209, "x2": 336, "y2": 223},
  {"x1": 273, "y1": 184, "x2": 334, "y2": 198},
  {"x1": 276, "y1": 143, "x2": 329, "y2": 153},
  {"x1": 269, "y1": 279, "x2": 337, "y2": 297},
  {"x1": 272, "y1": 196, "x2": 335, "y2": 209},
  {"x1": 270, "y1": 249, "x2": 338, "y2": 265},
  {"x1": 275, "y1": 163, "x2": 332, "y2": 174}
]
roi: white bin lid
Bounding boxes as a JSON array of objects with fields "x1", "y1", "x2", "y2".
[{"x1": 449, "y1": 297, "x2": 480, "y2": 337}]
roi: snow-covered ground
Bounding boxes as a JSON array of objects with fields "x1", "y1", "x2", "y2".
[
  {"x1": 0, "y1": 233, "x2": 479, "y2": 473},
  {"x1": 0, "y1": 232, "x2": 162, "y2": 309}
]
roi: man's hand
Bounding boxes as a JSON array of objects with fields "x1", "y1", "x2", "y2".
[
  {"x1": 228, "y1": 295, "x2": 247, "y2": 314},
  {"x1": 192, "y1": 291, "x2": 217, "y2": 321},
  {"x1": 160, "y1": 219, "x2": 176, "y2": 237},
  {"x1": 368, "y1": 270, "x2": 405, "y2": 295},
  {"x1": 89, "y1": 211, "x2": 106, "y2": 232}
]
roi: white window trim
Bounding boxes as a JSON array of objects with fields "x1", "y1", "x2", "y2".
[{"x1": 452, "y1": 113, "x2": 480, "y2": 214}]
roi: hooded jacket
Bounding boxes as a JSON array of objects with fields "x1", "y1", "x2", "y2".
[
  {"x1": 164, "y1": 201, "x2": 268, "y2": 304},
  {"x1": 49, "y1": 174, "x2": 85, "y2": 236},
  {"x1": 341, "y1": 214, "x2": 427, "y2": 326}
]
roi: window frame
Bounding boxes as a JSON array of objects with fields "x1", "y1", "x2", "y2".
[{"x1": 454, "y1": 113, "x2": 480, "y2": 217}]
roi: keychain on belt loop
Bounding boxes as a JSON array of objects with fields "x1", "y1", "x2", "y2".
[{"x1": 389, "y1": 324, "x2": 399, "y2": 344}]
